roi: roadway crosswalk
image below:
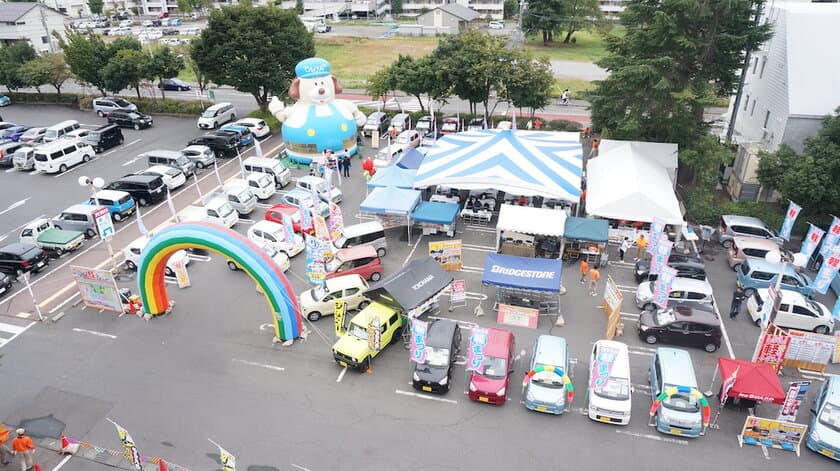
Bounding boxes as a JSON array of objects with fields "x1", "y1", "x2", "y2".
[{"x1": 0, "y1": 318, "x2": 36, "y2": 348}]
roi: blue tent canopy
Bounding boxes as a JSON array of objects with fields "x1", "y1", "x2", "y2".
[
  {"x1": 564, "y1": 217, "x2": 609, "y2": 243},
  {"x1": 411, "y1": 201, "x2": 459, "y2": 225},
  {"x1": 367, "y1": 165, "x2": 418, "y2": 189},
  {"x1": 482, "y1": 253, "x2": 563, "y2": 292},
  {"x1": 395, "y1": 148, "x2": 426, "y2": 170},
  {"x1": 360, "y1": 186, "x2": 422, "y2": 216}
]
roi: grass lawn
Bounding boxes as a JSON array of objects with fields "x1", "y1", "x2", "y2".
[
  {"x1": 552, "y1": 78, "x2": 595, "y2": 99},
  {"x1": 524, "y1": 28, "x2": 620, "y2": 63},
  {"x1": 314, "y1": 36, "x2": 438, "y2": 87}
]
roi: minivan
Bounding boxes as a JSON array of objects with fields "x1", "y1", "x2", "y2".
[
  {"x1": 299, "y1": 274, "x2": 369, "y2": 322},
  {"x1": 33, "y1": 139, "x2": 94, "y2": 174},
  {"x1": 727, "y1": 236, "x2": 789, "y2": 271},
  {"x1": 51, "y1": 204, "x2": 104, "y2": 238},
  {"x1": 243, "y1": 157, "x2": 292, "y2": 189},
  {"x1": 325, "y1": 245, "x2": 383, "y2": 282},
  {"x1": 412, "y1": 319, "x2": 461, "y2": 394},
  {"x1": 92, "y1": 97, "x2": 137, "y2": 117},
  {"x1": 296, "y1": 175, "x2": 342, "y2": 204},
  {"x1": 649, "y1": 347, "x2": 705, "y2": 438},
  {"x1": 187, "y1": 134, "x2": 238, "y2": 158},
  {"x1": 806, "y1": 374, "x2": 840, "y2": 462},
  {"x1": 362, "y1": 111, "x2": 389, "y2": 137},
  {"x1": 0, "y1": 141, "x2": 25, "y2": 167},
  {"x1": 43, "y1": 120, "x2": 81, "y2": 143},
  {"x1": 82, "y1": 124, "x2": 123, "y2": 153},
  {"x1": 467, "y1": 328, "x2": 516, "y2": 405},
  {"x1": 11, "y1": 146, "x2": 35, "y2": 171},
  {"x1": 333, "y1": 221, "x2": 387, "y2": 257},
  {"x1": 85, "y1": 189, "x2": 135, "y2": 222},
  {"x1": 389, "y1": 113, "x2": 410, "y2": 133},
  {"x1": 737, "y1": 258, "x2": 813, "y2": 298},
  {"x1": 105, "y1": 174, "x2": 166, "y2": 206},
  {"x1": 523, "y1": 335, "x2": 571, "y2": 415},
  {"x1": 141, "y1": 150, "x2": 196, "y2": 178},
  {"x1": 635, "y1": 277, "x2": 715, "y2": 311},
  {"x1": 719, "y1": 214, "x2": 782, "y2": 248},
  {"x1": 588, "y1": 340, "x2": 632, "y2": 425},
  {"x1": 637, "y1": 306, "x2": 722, "y2": 352},
  {"x1": 197, "y1": 102, "x2": 236, "y2": 129}
]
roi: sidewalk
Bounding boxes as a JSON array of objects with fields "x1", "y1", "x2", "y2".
[{"x1": 26, "y1": 435, "x2": 191, "y2": 471}]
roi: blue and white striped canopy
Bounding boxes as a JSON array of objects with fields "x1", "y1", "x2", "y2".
[{"x1": 413, "y1": 129, "x2": 583, "y2": 202}]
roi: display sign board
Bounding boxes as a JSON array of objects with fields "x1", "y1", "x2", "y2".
[
  {"x1": 603, "y1": 275, "x2": 623, "y2": 340},
  {"x1": 738, "y1": 416, "x2": 807, "y2": 455},
  {"x1": 428, "y1": 239, "x2": 463, "y2": 271},
  {"x1": 755, "y1": 326, "x2": 791, "y2": 373},
  {"x1": 784, "y1": 330, "x2": 836, "y2": 373},
  {"x1": 334, "y1": 299, "x2": 346, "y2": 336},
  {"x1": 450, "y1": 279, "x2": 466, "y2": 303},
  {"x1": 171, "y1": 256, "x2": 190, "y2": 288},
  {"x1": 410, "y1": 319, "x2": 428, "y2": 363},
  {"x1": 71, "y1": 266, "x2": 122, "y2": 313},
  {"x1": 93, "y1": 206, "x2": 115, "y2": 240},
  {"x1": 497, "y1": 303, "x2": 539, "y2": 329}
]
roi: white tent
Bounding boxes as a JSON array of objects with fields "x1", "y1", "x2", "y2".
[
  {"x1": 495, "y1": 204, "x2": 567, "y2": 251},
  {"x1": 597, "y1": 140, "x2": 679, "y2": 187},
  {"x1": 586, "y1": 146, "x2": 683, "y2": 225}
]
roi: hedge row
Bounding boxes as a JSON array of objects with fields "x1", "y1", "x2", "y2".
[{"x1": 7, "y1": 91, "x2": 205, "y2": 116}]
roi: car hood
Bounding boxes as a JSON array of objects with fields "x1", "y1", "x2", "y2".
[
  {"x1": 638, "y1": 310, "x2": 656, "y2": 328},
  {"x1": 812, "y1": 418, "x2": 840, "y2": 447},
  {"x1": 470, "y1": 372, "x2": 506, "y2": 394},
  {"x1": 299, "y1": 289, "x2": 319, "y2": 311},
  {"x1": 333, "y1": 334, "x2": 370, "y2": 359},
  {"x1": 528, "y1": 383, "x2": 566, "y2": 405},
  {"x1": 637, "y1": 282, "x2": 653, "y2": 301},
  {"x1": 659, "y1": 406, "x2": 701, "y2": 428},
  {"x1": 590, "y1": 391, "x2": 632, "y2": 413},
  {"x1": 414, "y1": 364, "x2": 447, "y2": 383}
]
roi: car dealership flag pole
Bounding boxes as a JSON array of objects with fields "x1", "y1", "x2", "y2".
[
  {"x1": 166, "y1": 187, "x2": 179, "y2": 222},
  {"x1": 106, "y1": 418, "x2": 143, "y2": 471},
  {"x1": 236, "y1": 147, "x2": 245, "y2": 175},
  {"x1": 208, "y1": 439, "x2": 235, "y2": 471},
  {"x1": 254, "y1": 137, "x2": 263, "y2": 158},
  {"x1": 213, "y1": 160, "x2": 223, "y2": 186}
]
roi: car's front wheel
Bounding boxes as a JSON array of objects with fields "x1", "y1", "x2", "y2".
[
  {"x1": 370, "y1": 272, "x2": 381, "y2": 282},
  {"x1": 307, "y1": 311, "x2": 321, "y2": 322},
  {"x1": 704, "y1": 343, "x2": 718, "y2": 353},
  {"x1": 97, "y1": 110, "x2": 105, "y2": 117},
  {"x1": 814, "y1": 325, "x2": 831, "y2": 335},
  {"x1": 227, "y1": 260, "x2": 239, "y2": 271},
  {"x1": 644, "y1": 334, "x2": 658, "y2": 345},
  {"x1": 133, "y1": 123, "x2": 140, "y2": 130}
]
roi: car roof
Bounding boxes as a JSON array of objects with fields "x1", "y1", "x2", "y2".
[
  {"x1": 483, "y1": 328, "x2": 513, "y2": 356},
  {"x1": 182, "y1": 145, "x2": 209, "y2": 152},
  {"x1": 350, "y1": 301, "x2": 396, "y2": 326},
  {"x1": 0, "y1": 242, "x2": 39, "y2": 255},
  {"x1": 732, "y1": 236, "x2": 780, "y2": 250},
  {"x1": 533, "y1": 335, "x2": 567, "y2": 366},
  {"x1": 63, "y1": 204, "x2": 101, "y2": 214},
  {"x1": 336, "y1": 244, "x2": 377, "y2": 261},
  {"x1": 144, "y1": 165, "x2": 180, "y2": 175},
  {"x1": 755, "y1": 287, "x2": 808, "y2": 304},
  {"x1": 342, "y1": 221, "x2": 384, "y2": 237},
  {"x1": 94, "y1": 189, "x2": 130, "y2": 200},
  {"x1": 253, "y1": 220, "x2": 282, "y2": 232},
  {"x1": 141, "y1": 150, "x2": 182, "y2": 158},
  {"x1": 662, "y1": 306, "x2": 720, "y2": 326},
  {"x1": 669, "y1": 277, "x2": 713, "y2": 292},
  {"x1": 119, "y1": 173, "x2": 160, "y2": 183},
  {"x1": 655, "y1": 347, "x2": 697, "y2": 386},
  {"x1": 298, "y1": 175, "x2": 324, "y2": 184},
  {"x1": 268, "y1": 203, "x2": 297, "y2": 214},
  {"x1": 722, "y1": 214, "x2": 769, "y2": 228},
  {"x1": 221, "y1": 124, "x2": 246, "y2": 131},
  {"x1": 743, "y1": 258, "x2": 799, "y2": 274},
  {"x1": 206, "y1": 102, "x2": 232, "y2": 110},
  {"x1": 325, "y1": 274, "x2": 366, "y2": 291},
  {"x1": 236, "y1": 118, "x2": 261, "y2": 124},
  {"x1": 285, "y1": 188, "x2": 313, "y2": 198},
  {"x1": 426, "y1": 319, "x2": 457, "y2": 348}
]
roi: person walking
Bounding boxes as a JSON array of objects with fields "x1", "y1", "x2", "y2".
[
  {"x1": 634, "y1": 233, "x2": 647, "y2": 261},
  {"x1": 589, "y1": 267, "x2": 601, "y2": 296},
  {"x1": 11, "y1": 428, "x2": 35, "y2": 471},
  {"x1": 579, "y1": 259, "x2": 589, "y2": 284},
  {"x1": 342, "y1": 153, "x2": 351, "y2": 178},
  {"x1": 618, "y1": 237, "x2": 631, "y2": 262},
  {"x1": 0, "y1": 424, "x2": 13, "y2": 465},
  {"x1": 730, "y1": 286, "x2": 745, "y2": 319},
  {"x1": 589, "y1": 138, "x2": 600, "y2": 158}
]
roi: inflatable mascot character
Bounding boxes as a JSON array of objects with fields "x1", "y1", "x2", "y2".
[{"x1": 268, "y1": 57, "x2": 366, "y2": 164}]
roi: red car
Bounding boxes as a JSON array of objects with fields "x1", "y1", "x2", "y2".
[
  {"x1": 325, "y1": 245, "x2": 383, "y2": 282},
  {"x1": 265, "y1": 204, "x2": 311, "y2": 234},
  {"x1": 468, "y1": 328, "x2": 516, "y2": 405}
]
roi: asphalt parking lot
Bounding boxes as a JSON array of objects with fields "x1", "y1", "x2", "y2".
[{"x1": 0, "y1": 106, "x2": 838, "y2": 470}]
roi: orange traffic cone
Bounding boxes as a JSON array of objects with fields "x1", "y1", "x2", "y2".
[
  {"x1": 60, "y1": 434, "x2": 79, "y2": 455},
  {"x1": 159, "y1": 459, "x2": 170, "y2": 471}
]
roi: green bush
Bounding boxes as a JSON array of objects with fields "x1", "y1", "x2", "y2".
[
  {"x1": 7, "y1": 92, "x2": 80, "y2": 106},
  {"x1": 247, "y1": 109, "x2": 280, "y2": 133},
  {"x1": 546, "y1": 119, "x2": 583, "y2": 131}
]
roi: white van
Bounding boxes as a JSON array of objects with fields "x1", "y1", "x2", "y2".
[
  {"x1": 197, "y1": 102, "x2": 236, "y2": 129},
  {"x1": 33, "y1": 139, "x2": 95, "y2": 174},
  {"x1": 43, "y1": 120, "x2": 81, "y2": 143},
  {"x1": 243, "y1": 156, "x2": 291, "y2": 189},
  {"x1": 588, "y1": 340, "x2": 632, "y2": 425},
  {"x1": 333, "y1": 221, "x2": 387, "y2": 257},
  {"x1": 296, "y1": 175, "x2": 342, "y2": 204},
  {"x1": 218, "y1": 184, "x2": 257, "y2": 215},
  {"x1": 227, "y1": 174, "x2": 275, "y2": 200}
]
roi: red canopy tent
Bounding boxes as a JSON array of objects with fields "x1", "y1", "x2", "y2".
[{"x1": 718, "y1": 357, "x2": 786, "y2": 404}]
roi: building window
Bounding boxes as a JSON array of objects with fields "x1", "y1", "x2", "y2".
[
  {"x1": 759, "y1": 57, "x2": 766, "y2": 79},
  {"x1": 752, "y1": 57, "x2": 758, "y2": 74},
  {"x1": 743, "y1": 95, "x2": 750, "y2": 111},
  {"x1": 41, "y1": 36, "x2": 49, "y2": 44},
  {"x1": 763, "y1": 110, "x2": 770, "y2": 128},
  {"x1": 750, "y1": 100, "x2": 756, "y2": 116}
]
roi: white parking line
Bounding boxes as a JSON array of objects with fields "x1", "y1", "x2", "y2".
[
  {"x1": 615, "y1": 430, "x2": 688, "y2": 445},
  {"x1": 0, "y1": 197, "x2": 31, "y2": 216},
  {"x1": 0, "y1": 321, "x2": 37, "y2": 348},
  {"x1": 710, "y1": 292, "x2": 735, "y2": 359},
  {"x1": 72, "y1": 328, "x2": 117, "y2": 339},
  {"x1": 336, "y1": 366, "x2": 347, "y2": 382},
  {"x1": 395, "y1": 389, "x2": 458, "y2": 404},
  {"x1": 53, "y1": 158, "x2": 97, "y2": 178},
  {"x1": 232, "y1": 358, "x2": 285, "y2": 371},
  {"x1": 48, "y1": 292, "x2": 80, "y2": 314}
]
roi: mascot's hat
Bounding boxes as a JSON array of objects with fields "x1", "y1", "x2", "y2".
[{"x1": 295, "y1": 58, "x2": 331, "y2": 79}]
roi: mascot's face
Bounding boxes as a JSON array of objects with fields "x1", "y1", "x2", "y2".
[{"x1": 289, "y1": 75, "x2": 343, "y2": 105}]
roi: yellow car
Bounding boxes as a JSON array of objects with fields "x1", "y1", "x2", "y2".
[{"x1": 332, "y1": 302, "x2": 405, "y2": 370}]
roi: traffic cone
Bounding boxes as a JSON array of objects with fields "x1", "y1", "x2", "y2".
[
  {"x1": 59, "y1": 434, "x2": 79, "y2": 455},
  {"x1": 33, "y1": 465, "x2": 42, "y2": 471},
  {"x1": 159, "y1": 459, "x2": 170, "y2": 471}
]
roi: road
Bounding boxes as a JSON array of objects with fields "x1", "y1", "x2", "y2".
[{"x1": 0, "y1": 110, "x2": 837, "y2": 471}]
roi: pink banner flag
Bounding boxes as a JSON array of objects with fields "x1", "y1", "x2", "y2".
[
  {"x1": 329, "y1": 203, "x2": 344, "y2": 240},
  {"x1": 466, "y1": 328, "x2": 489, "y2": 371},
  {"x1": 410, "y1": 319, "x2": 429, "y2": 364}
]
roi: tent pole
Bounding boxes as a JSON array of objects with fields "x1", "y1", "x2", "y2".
[
  {"x1": 407, "y1": 216, "x2": 411, "y2": 245},
  {"x1": 704, "y1": 363, "x2": 720, "y2": 397}
]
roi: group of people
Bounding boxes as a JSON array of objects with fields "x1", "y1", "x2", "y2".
[
  {"x1": 311, "y1": 149, "x2": 352, "y2": 178},
  {"x1": 617, "y1": 234, "x2": 647, "y2": 263},
  {"x1": 579, "y1": 259, "x2": 601, "y2": 296},
  {"x1": 0, "y1": 425, "x2": 37, "y2": 471}
]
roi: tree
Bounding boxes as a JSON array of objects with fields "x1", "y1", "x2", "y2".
[
  {"x1": 559, "y1": 0, "x2": 602, "y2": 43},
  {"x1": 146, "y1": 46, "x2": 184, "y2": 99},
  {"x1": 521, "y1": 0, "x2": 564, "y2": 44},
  {"x1": 294, "y1": 0, "x2": 303, "y2": 14},
  {"x1": 757, "y1": 109, "x2": 840, "y2": 215},
  {"x1": 503, "y1": 0, "x2": 519, "y2": 18},
  {"x1": 0, "y1": 42, "x2": 37, "y2": 92},
  {"x1": 390, "y1": 55, "x2": 448, "y2": 113},
  {"x1": 19, "y1": 53, "x2": 71, "y2": 94},
  {"x1": 391, "y1": 0, "x2": 403, "y2": 14},
  {"x1": 88, "y1": 0, "x2": 104, "y2": 15},
  {"x1": 103, "y1": 49, "x2": 148, "y2": 97},
  {"x1": 364, "y1": 65, "x2": 396, "y2": 107},
  {"x1": 183, "y1": 49, "x2": 210, "y2": 93},
  {"x1": 190, "y1": 5, "x2": 314, "y2": 110},
  {"x1": 504, "y1": 54, "x2": 554, "y2": 117}
]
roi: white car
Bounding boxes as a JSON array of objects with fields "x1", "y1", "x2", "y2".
[
  {"x1": 235, "y1": 118, "x2": 271, "y2": 138},
  {"x1": 496, "y1": 121, "x2": 512, "y2": 130},
  {"x1": 746, "y1": 288, "x2": 834, "y2": 333},
  {"x1": 395, "y1": 130, "x2": 421, "y2": 149},
  {"x1": 119, "y1": 19, "x2": 133, "y2": 27},
  {"x1": 65, "y1": 128, "x2": 90, "y2": 141},
  {"x1": 374, "y1": 146, "x2": 403, "y2": 168},
  {"x1": 298, "y1": 274, "x2": 369, "y2": 322},
  {"x1": 247, "y1": 220, "x2": 304, "y2": 258},
  {"x1": 123, "y1": 235, "x2": 189, "y2": 276},
  {"x1": 227, "y1": 242, "x2": 289, "y2": 273},
  {"x1": 181, "y1": 145, "x2": 216, "y2": 169},
  {"x1": 138, "y1": 165, "x2": 186, "y2": 190},
  {"x1": 489, "y1": 21, "x2": 505, "y2": 30}
]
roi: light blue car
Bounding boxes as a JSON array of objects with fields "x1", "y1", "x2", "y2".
[
  {"x1": 523, "y1": 335, "x2": 570, "y2": 415},
  {"x1": 807, "y1": 375, "x2": 840, "y2": 461},
  {"x1": 649, "y1": 348, "x2": 704, "y2": 438},
  {"x1": 0, "y1": 95, "x2": 11, "y2": 107},
  {"x1": 218, "y1": 124, "x2": 254, "y2": 147},
  {"x1": 736, "y1": 258, "x2": 814, "y2": 298}
]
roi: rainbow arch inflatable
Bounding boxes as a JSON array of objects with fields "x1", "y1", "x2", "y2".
[
  {"x1": 521, "y1": 365, "x2": 574, "y2": 405},
  {"x1": 137, "y1": 222, "x2": 303, "y2": 341},
  {"x1": 649, "y1": 386, "x2": 711, "y2": 428}
]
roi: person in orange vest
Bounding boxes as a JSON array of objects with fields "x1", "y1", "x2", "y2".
[
  {"x1": 12, "y1": 428, "x2": 35, "y2": 471},
  {"x1": 534, "y1": 118, "x2": 543, "y2": 130},
  {"x1": 589, "y1": 266, "x2": 601, "y2": 296},
  {"x1": 0, "y1": 424, "x2": 13, "y2": 465},
  {"x1": 579, "y1": 259, "x2": 589, "y2": 284},
  {"x1": 634, "y1": 233, "x2": 647, "y2": 262}
]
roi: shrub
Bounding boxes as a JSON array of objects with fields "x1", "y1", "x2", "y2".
[
  {"x1": 131, "y1": 97, "x2": 205, "y2": 116},
  {"x1": 546, "y1": 119, "x2": 583, "y2": 131},
  {"x1": 247, "y1": 109, "x2": 280, "y2": 132},
  {"x1": 7, "y1": 92, "x2": 80, "y2": 106}
]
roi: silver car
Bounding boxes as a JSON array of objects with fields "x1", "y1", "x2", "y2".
[
  {"x1": 92, "y1": 97, "x2": 138, "y2": 117},
  {"x1": 718, "y1": 214, "x2": 782, "y2": 248},
  {"x1": 181, "y1": 145, "x2": 216, "y2": 169}
]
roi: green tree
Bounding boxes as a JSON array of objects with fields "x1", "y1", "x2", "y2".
[
  {"x1": 757, "y1": 110, "x2": 840, "y2": 215},
  {"x1": 190, "y1": 5, "x2": 314, "y2": 110},
  {"x1": 58, "y1": 31, "x2": 140, "y2": 95},
  {"x1": 102, "y1": 48, "x2": 148, "y2": 97},
  {"x1": 503, "y1": 0, "x2": 518, "y2": 18},
  {"x1": 88, "y1": 0, "x2": 104, "y2": 15},
  {"x1": 18, "y1": 53, "x2": 71, "y2": 94},
  {"x1": 390, "y1": 55, "x2": 449, "y2": 113},
  {"x1": 504, "y1": 54, "x2": 554, "y2": 117},
  {"x1": 146, "y1": 46, "x2": 184, "y2": 99},
  {"x1": 521, "y1": 0, "x2": 564, "y2": 44},
  {"x1": 294, "y1": 0, "x2": 303, "y2": 14},
  {"x1": 364, "y1": 64, "x2": 397, "y2": 107},
  {"x1": 391, "y1": 0, "x2": 403, "y2": 15},
  {"x1": 559, "y1": 0, "x2": 602, "y2": 43},
  {"x1": 0, "y1": 42, "x2": 37, "y2": 91}
]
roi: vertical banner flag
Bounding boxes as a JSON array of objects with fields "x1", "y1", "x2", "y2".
[
  {"x1": 300, "y1": 206, "x2": 312, "y2": 233},
  {"x1": 410, "y1": 319, "x2": 429, "y2": 364},
  {"x1": 236, "y1": 147, "x2": 245, "y2": 175},
  {"x1": 107, "y1": 419, "x2": 143, "y2": 471},
  {"x1": 820, "y1": 217, "x2": 840, "y2": 257},
  {"x1": 324, "y1": 166, "x2": 333, "y2": 192},
  {"x1": 721, "y1": 367, "x2": 739, "y2": 408},
  {"x1": 193, "y1": 172, "x2": 203, "y2": 201},
  {"x1": 166, "y1": 187, "x2": 179, "y2": 222},
  {"x1": 649, "y1": 238, "x2": 673, "y2": 276},
  {"x1": 281, "y1": 215, "x2": 296, "y2": 248},
  {"x1": 779, "y1": 201, "x2": 801, "y2": 241},
  {"x1": 368, "y1": 318, "x2": 381, "y2": 351},
  {"x1": 313, "y1": 215, "x2": 330, "y2": 242},
  {"x1": 213, "y1": 160, "x2": 223, "y2": 186},
  {"x1": 209, "y1": 440, "x2": 236, "y2": 471},
  {"x1": 778, "y1": 381, "x2": 811, "y2": 422},
  {"x1": 466, "y1": 328, "x2": 489, "y2": 371},
  {"x1": 813, "y1": 247, "x2": 840, "y2": 294},
  {"x1": 304, "y1": 234, "x2": 326, "y2": 285},
  {"x1": 799, "y1": 224, "x2": 825, "y2": 261},
  {"x1": 254, "y1": 136, "x2": 263, "y2": 158},
  {"x1": 329, "y1": 203, "x2": 344, "y2": 241},
  {"x1": 135, "y1": 202, "x2": 148, "y2": 235},
  {"x1": 310, "y1": 187, "x2": 321, "y2": 215},
  {"x1": 647, "y1": 218, "x2": 666, "y2": 255},
  {"x1": 653, "y1": 266, "x2": 678, "y2": 309},
  {"x1": 334, "y1": 299, "x2": 346, "y2": 336}
]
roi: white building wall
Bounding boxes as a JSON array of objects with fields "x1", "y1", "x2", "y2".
[{"x1": 0, "y1": 6, "x2": 66, "y2": 52}]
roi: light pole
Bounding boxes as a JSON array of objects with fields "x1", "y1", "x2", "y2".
[
  {"x1": 750, "y1": 250, "x2": 807, "y2": 361},
  {"x1": 78, "y1": 176, "x2": 105, "y2": 205}
]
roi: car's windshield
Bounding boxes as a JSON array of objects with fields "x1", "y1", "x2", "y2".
[
  {"x1": 819, "y1": 401, "x2": 840, "y2": 433},
  {"x1": 424, "y1": 347, "x2": 450, "y2": 367},
  {"x1": 333, "y1": 235, "x2": 347, "y2": 248},
  {"x1": 114, "y1": 98, "x2": 131, "y2": 107},
  {"x1": 531, "y1": 364, "x2": 565, "y2": 389},
  {"x1": 44, "y1": 130, "x2": 58, "y2": 139},
  {"x1": 477, "y1": 356, "x2": 507, "y2": 379},
  {"x1": 176, "y1": 156, "x2": 190, "y2": 167},
  {"x1": 202, "y1": 109, "x2": 218, "y2": 118},
  {"x1": 662, "y1": 391, "x2": 700, "y2": 413},
  {"x1": 235, "y1": 190, "x2": 252, "y2": 203},
  {"x1": 83, "y1": 132, "x2": 99, "y2": 143},
  {"x1": 655, "y1": 310, "x2": 676, "y2": 326},
  {"x1": 594, "y1": 377, "x2": 630, "y2": 401},
  {"x1": 127, "y1": 112, "x2": 142, "y2": 119},
  {"x1": 396, "y1": 134, "x2": 410, "y2": 144},
  {"x1": 442, "y1": 121, "x2": 457, "y2": 130},
  {"x1": 348, "y1": 323, "x2": 368, "y2": 340},
  {"x1": 165, "y1": 168, "x2": 180, "y2": 177},
  {"x1": 219, "y1": 204, "x2": 235, "y2": 219}
]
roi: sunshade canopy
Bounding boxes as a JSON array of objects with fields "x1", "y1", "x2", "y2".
[
  {"x1": 413, "y1": 130, "x2": 583, "y2": 202},
  {"x1": 411, "y1": 201, "x2": 460, "y2": 225},
  {"x1": 366, "y1": 257, "x2": 453, "y2": 312},
  {"x1": 718, "y1": 357, "x2": 786, "y2": 405},
  {"x1": 564, "y1": 216, "x2": 609, "y2": 243},
  {"x1": 482, "y1": 253, "x2": 563, "y2": 292},
  {"x1": 497, "y1": 204, "x2": 566, "y2": 238},
  {"x1": 367, "y1": 165, "x2": 418, "y2": 189},
  {"x1": 395, "y1": 148, "x2": 426, "y2": 170},
  {"x1": 359, "y1": 187, "x2": 422, "y2": 216}
]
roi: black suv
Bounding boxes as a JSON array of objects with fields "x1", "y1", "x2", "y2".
[
  {"x1": 634, "y1": 253, "x2": 706, "y2": 283},
  {"x1": 82, "y1": 124, "x2": 123, "y2": 153},
  {"x1": 105, "y1": 174, "x2": 166, "y2": 206},
  {"x1": 0, "y1": 242, "x2": 49, "y2": 277},
  {"x1": 411, "y1": 319, "x2": 461, "y2": 394},
  {"x1": 107, "y1": 110, "x2": 153, "y2": 130},
  {"x1": 187, "y1": 134, "x2": 238, "y2": 158}
]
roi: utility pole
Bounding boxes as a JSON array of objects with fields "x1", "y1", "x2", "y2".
[{"x1": 38, "y1": 3, "x2": 56, "y2": 53}]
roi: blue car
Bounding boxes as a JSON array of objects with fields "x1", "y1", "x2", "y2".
[
  {"x1": 218, "y1": 124, "x2": 254, "y2": 147},
  {"x1": 0, "y1": 95, "x2": 10, "y2": 107},
  {"x1": 807, "y1": 375, "x2": 840, "y2": 461},
  {"x1": 2, "y1": 125, "x2": 30, "y2": 141},
  {"x1": 158, "y1": 78, "x2": 191, "y2": 91},
  {"x1": 83, "y1": 189, "x2": 136, "y2": 222}
]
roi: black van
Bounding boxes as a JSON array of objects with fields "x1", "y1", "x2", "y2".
[
  {"x1": 105, "y1": 174, "x2": 166, "y2": 206},
  {"x1": 412, "y1": 319, "x2": 461, "y2": 394},
  {"x1": 187, "y1": 133, "x2": 238, "y2": 158},
  {"x1": 83, "y1": 124, "x2": 124, "y2": 153}
]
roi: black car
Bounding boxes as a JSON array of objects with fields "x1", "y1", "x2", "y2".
[
  {"x1": 187, "y1": 134, "x2": 238, "y2": 158},
  {"x1": 158, "y1": 78, "x2": 191, "y2": 91},
  {"x1": 82, "y1": 124, "x2": 123, "y2": 153},
  {"x1": 162, "y1": 28, "x2": 179, "y2": 35},
  {"x1": 107, "y1": 110, "x2": 153, "y2": 130},
  {"x1": 0, "y1": 242, "x2": 49, "y2": 277},
  {"x1": 411, "y1": 319, "x2": 461, "y2": 394},
  {"x1": 0, "y1": 272, "x2": 12, "y2": 298},
  {"x1": 637, "y1": 306, "x2": 722, "y2": 353},
  {"x1": 105, "y1": 174, "x2": 166, "y2": 206},
  {"x1": 634, "y1": 253, "x2": 706, "y2": 283}
]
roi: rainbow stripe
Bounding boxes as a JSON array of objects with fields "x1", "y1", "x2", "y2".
[{"x1": 137, "y1": 222, "x2": 302, "y2": 340}]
